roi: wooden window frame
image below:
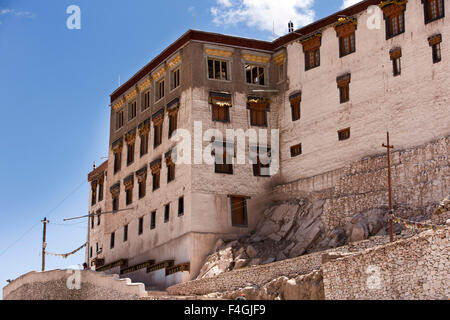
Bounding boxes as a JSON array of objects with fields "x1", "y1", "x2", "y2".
[
  {"x1": 230, "y1": 196, "x2": 248, "y2": 228},
  {"x1": 290, "y1": 143, "x2": 302, "y2": 157},
  {"x1": 168, "y1": 110, "x2": 178, "y2": 138},
  {"x1": 112, "y1": 195, "x2": 119, "y2": 212},
  {"x1": 245, "y1": 64, "x2": 266, "y2": 86},
  {"x1": 289, "y1": 93, "x2": 301, "y2": 121},
  {"x1": 381, "y1": 3, "x2": 406, "y2": 40},
  {"x1": 138, "y1": 217, "x2": 143, "y2": 236},
  {"x1": 251, "y1": 146, "x2": 271, "y2": 177},
  {"x1": 210, "y1": 93, "x2": 232, "y2": 123},
  {"x1": 305, "y1": 48, "x2": 320, "y2": 71},
  {"x1": 155, "y1": 79, "x2": 165, "y2": 102},
  {"x1": 338, "y1": 128, "x2": 351, "y2": 141},
  {"x1": 127, "y1": 143, "x2": 135, "y2": 166},
  {"x1": 339, "y1": 33, "x2": 356, "y2": 57},
  {"x1": 423, "y1": 0, "x2": 445, "y2": 24},
  {"x1": 390, "y1": 48, "x2": 402, "y2": 77},
  {"x1": 151, "y1": 160, "x2": 162, "y2": 191},
  {"x1": 150, "y1": 211, "x2": 156, "y2": 230},
  {"x1": 170, "y1": 67, "x2": 181, "y2": 91},
  {"x1": 110, "y1": 232, "x2": 115, "y2": 249},
  {"x1": 178, "y1": 196, "x2": 184, "y2": 216},
  {"x1": 337, "y1": 74, "x2": 351, "y2": 103},
  {"x1": 116, "y1": 109, "x2": 124, "y2": 130},
  {"x1": 207, "y1": 58, "x2": 229, "y2": 81},
  {"x1": 140, "y1": 131, "x2": 149, "y2": 156},
  {"x1": 142, "y1": 90, "x2": 150, "y2": 111},
  {"x1": 125, "y1": 188, "x2": 133, "y2": 206},
  {"x1": 429, "y1": 34, "x2": 442, "y2": 64},
  {"x1": 214, "y1": 141, "x2": 234, "y2": 175},
  {"x1": 164, "y1": 204, "x2": 170, "y2": 223},
  {"x1": 128, "y1": 100, "x2": 137, "y2": 121},
  {"x1": 138, "y1": 179, "x2": 146, "y2": 199}
]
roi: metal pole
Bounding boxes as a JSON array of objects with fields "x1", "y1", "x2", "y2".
[
  {"x1": 382, "y1": 132, "x2": 394, "y2": 242},
  {"x1": 41, "y1": 217, "x2": 49, "y2": 271}
]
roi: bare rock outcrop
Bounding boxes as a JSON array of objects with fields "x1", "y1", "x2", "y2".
[{"x1": 196, "y1": 199, "x2": 394, "y2": 280}]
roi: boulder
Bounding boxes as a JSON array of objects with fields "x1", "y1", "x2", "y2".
[
  {"x1": 246, "y1": 245, "x2": 258, "y2": 258},
  {"x1": 350, "y1": 223, "x2": 366, "y2": 242},
  {"x1": 255, "y1": 220, "x2": 280, "y2": 239},
  {"x1": 234, "y1": 258, "x2": 249, "y2": 270}
]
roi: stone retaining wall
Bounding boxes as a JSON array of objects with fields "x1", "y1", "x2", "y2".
[
  {"x1": 3, "y1": 269, "x2": 147, "y2": 300},
  {"x1": 323, "y1": 227, "x2": 450, "y2": 300}
]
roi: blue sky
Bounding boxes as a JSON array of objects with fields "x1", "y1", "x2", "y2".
[{"x1": 0, "y1": 0, "x2": 358, "y2": 298}]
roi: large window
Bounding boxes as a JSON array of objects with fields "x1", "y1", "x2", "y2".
[
  {"x1": 305, "y1": 48, "x2": 320, "y2": 70},
  {"x1": 210, "y1": 92, "x2": 231, "y2": 123},
  {"x1": 245, "y1": 65, "x2": 265, "y2": 85},
  {"x1": 155, "y1": 79, "x2": 165, "y2": 101},
  {"x1": 423, "y1": 0, "x2": 445, "y2": 23},
  {"x1": 230, "y1": 196, "x2": 248, "y2": 227},
  {"x1": 142, "y1": 90, "x2": 150, "y2": 111},
  {"x1": 208, "y1": 58, "x2": 229, "y2": 81},
  {"x1": 171, "y1": 67, "x2": 180, "y2": 90},
  {"x1": 116, "y1": 109, "x2": 124, "y2": 130},
  {"x1": 339, "y1": 33, "x2": 355, "y2": 57},
  {"x1": 381, "y1": 2, "x2": 406, "y2": 39},
  {"x1": 214, "y1": 141, "x2": 233, "y2": 175},
  {"x1": 248, "y1": 97, "x2": 270, "y2": 127},
  {"x1": 128, "y1": 100, "x2": 137, "y2": 121}
]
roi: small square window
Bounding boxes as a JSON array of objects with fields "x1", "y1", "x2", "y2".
[
  {"x1": 290, "y1": 144, "x2": 302, "y2": 157},
  {"x1": 338, "y1": 128, "x2": 351, "y2": 141}
]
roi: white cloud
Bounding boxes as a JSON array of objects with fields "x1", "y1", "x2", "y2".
[
  {"x1": 341, "y1": 0, "x2": 362, "y2": 9},
  {"x1": 210, "y1": 0, "x2": 316, "y2": 37},
  {"x1": 0, "y1": 9, "x2": 34, "y2": 18}
]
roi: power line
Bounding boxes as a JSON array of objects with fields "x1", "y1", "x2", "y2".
[{"x1": 0, "y1": 180, "x2": 87, "y2": 258}]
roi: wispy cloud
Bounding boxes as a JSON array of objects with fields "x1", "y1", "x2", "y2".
[
  {"x1": 0, "y1": 8, "x2": 35, "y2": 18},
  {"x1": 210, "y1": 0, "x2": 316, "y2": 37},
  {"x1": 341, "y1": 0, "x2": 362, "y2": 9}
]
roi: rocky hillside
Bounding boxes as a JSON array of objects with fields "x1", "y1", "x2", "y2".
[{"x1": 197, "y1": 199, "x2": 394, "y2": 279}]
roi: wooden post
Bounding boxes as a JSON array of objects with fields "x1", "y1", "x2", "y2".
[
  {"x1": 382, "y1": 132, "x2": 394, "y2": 242},
  {"x1": 41, "y1": 217, "x2": 49, "y2": 271}
]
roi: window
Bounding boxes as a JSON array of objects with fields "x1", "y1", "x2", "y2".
[
  {"x1": 156, "y1": 79, "x2": 165, "y2": 101},
  {"x1": 337, "y1": 74, "x2": 351, "y2": 103},
  {"x1": 97, "y1": 210, "x2": 101, "y2": 225},
  {"x1": 112, "y1": 195, "x2": 119, "y2": 212},
  {"x1": 116, "y1": 109, "x2": 124, "y2": 130},
  {"x1": 338, "y1": 128, "x2": 351, "y2": 141},
  {"x1": 112, "y1": 140, "x2": 123, "y2": 174},
  {"x1": 123, "y1": 225, "x2": 128, "y2": 242},
  {"x1": 423, "y1": 0, "x2": 445, "y2": 23},
  {"x1": 124, "y1": 175, "x2": 133, "y2": 206},
  {"x1": 291, "y1": 144, "x2": 302, "y2": 157},
  {"x1": 125, "y1": 188, "x2": 132, "y2": 205},
  {"x1": 278, "y1": 62, "x2": 285, "y2": 82},
  {"x1": 305, "y1": 48, "x2": 320, "y2": 70},
  {"x1": 390, "y1": 48, "x2": 402, "y2": 76},
  {"x1": 98, "y1": 180, "x2": 104, "y2": 202},
  {"x1": 245, "y1": 65, "x2": 265, "y2": 85},
  {"x1": 91, "y1": 182, "x2": 97, "y2": 206},
  {"x1": 110, "y1": 232, "x2": 115, "y2": 249},
  {"x1": 150, "y1": 160, "x2": 161, "y2": 191},
  {"x1": 289, "y1": 93, "x2": 301, "y2": 121},
  {"x1": 208, "y1": 58, "x2": 229, "y2": 80},
  {"x1": 90, "y1": 246, "x2": 93, "y2": 258},
  {"x1": 339, "y1": 33, "x2": 355, "y2": 57},
  {"x1": 128, "y1": 100, "x2": 137, "y2": 121},
  {"x1": 214, "y1": 141, "x2": 233, "y2": 175},
  {"x1": 150, "y1": 211, "x2": 156, "y2": 229},
  {"x1": 166, "y1": 156, "x2": 176, "y2": 183},
  {"x1": 91, "y1": 215, "x2": 94, "y2": 229},
  {"x1": 164, "y1": 204, "x2": 170, "y2": 223},
  {"x1": 381, "y1": 2, "x2": 406, "y2": 39},
  {"x1": 152, "y1": 112, "x2": 163, "y2": 148},
  {"x1": 142, "y1": 90, "x2": 150, "y2": 111},
  {"x1": 248, "y1": 97, "x2": 270, "y2": 127},
  {"x1": 252, "y1": 146, "x2": 271, "y2": 177},
  {"x1": 171, "y1": 67, "x2": 180, "y2": 90},
  {"x1": 114, "y1": 152, "x2": 121, "y2": 173},
  {"x1": 168, "y1": 110, "x2": 178, "y2": 138},
  {"x1": 178, "y1": 196, "x2": 184, "y2": 216},
  {"x1": 138, "y1": 217, "x2": 143, "y2": 235},
  {"x1": 96, "y1": 242, "x2": 99, "y2": 254},
  {"x1": 140, "y1": 131, "x2": 149, "y2": 156},
  {"x1": 138, "y1": 179, "x2": 146, "y2": 199},
  {"x1": 210, "y1": 92, "x2": 231, "y2": 123},
  {"x1": 230, "y1": 196, "x2": 248, "y2": 227},
  {"x1": 429, "y1": 34, "x2": 442, "y2": 63},
  {"x1": 127, "y1": 142, "x2": 135, "y2": 165}
]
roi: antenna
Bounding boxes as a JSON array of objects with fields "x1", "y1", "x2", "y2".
[
  {"x1": 118, "y1": 75, "x2": 121, "y2": 86},
  {"x1": 273, "y1": 20, "x2": 275, "y2": 38}
]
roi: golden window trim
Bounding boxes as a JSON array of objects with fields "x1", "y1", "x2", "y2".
[
  {"x1": 152, "y1": 67, "x2": 166, "y2": 81},
  {"x1": 300, "y1": 33, "x2": 322, "y2": 52},
  {"x1": 138, "y1": 78, "x2": 151, "y2": 92},
  {"x1": 152, "y1": 114, "x2": 164, "y2": 126},
  {"x1": 390, "y1": 47, "x2": 402, "y2": 60},
  {"x1": 150, "y1": 161, "x2": 162, "y2": 174},
  {"x1": 112, "y1": 141, "x2": 123, "y2": 154},
  {"x1": 204, "y1": 47, "x2": 233, "y2": 58},
  {"x1": 242, "y1": 54, "x2": 271, "y2": 64},
  {"x1": 428, "y1": 34, "x2": 442, "y2": 46},
  {"x1": 247, "y1": 97, "x2": 271, "y2": 110},
  {"x1": 379, "y1": 0, "x2": 407, "y2": 17},
  {"x1": 112, "y1": 99, "x2": 125, "y2": 111},
  {"x1": 335, "y1": 18, "x2": 357, "y2": 38},
  {"x1": 125, "y1": 131, "x2": 136, "y2": 145},
  {"x1": 167, "y1": 54, "x2": 182, "y2": 69},
  {"x1": 273, "y1": 52, "x2": 286, "y2": 66},
  {"x1": 138, "y1": 124, "x2": 150, "y2": 137},
  {"x1": 125, "y1": 89, "x2": 137, "y2": 101}
]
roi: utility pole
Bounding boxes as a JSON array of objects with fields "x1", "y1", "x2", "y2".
[
  {"x1": 41, "y1": 217, "x2": 49, "y2": 271},
  {"x1": 382, "y1": 132, "x2": 394, "y2": 242}
]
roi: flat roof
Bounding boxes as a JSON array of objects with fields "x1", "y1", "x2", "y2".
[{"x1": 110, "y1": 0, "x2": 378, "y2": 103}]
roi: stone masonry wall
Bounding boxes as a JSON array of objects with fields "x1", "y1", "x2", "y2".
[
  {"x1": 274, "y1": 136, "x2": 450, "y2": 232},
  {"x1": 323, "y1": 226, "x2": 450, "y2": 300},
  {"x1": 3, "y1": 269, "x2": 147, "y2": 300}
]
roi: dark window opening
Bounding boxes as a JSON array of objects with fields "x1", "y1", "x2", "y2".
[
  {"x1": 110, "y1": 232, "x2": 115, "y2": 249},
  {"x1": 150, "y1": 211, "x2": 156, "y2": 229},
  {"x1": 290, "y1": 144, "x2": 302, "y2": 157},
  {"x1": 164, "y1": 204, "x2": 170, "y2": 223},
  {"x1": 123, "y1": 225, "x2": 128, "y2": 242},
  {"x1": 138, "y1": 217, "x2": 143, "y2": 235},
  {"x1": 338, "y1": 128, "x2": 351, "y2": 141},
  {"x1": 178, "y1": 196, "x2": 184, "y2": 216},
  {"x1": 230, "y1": 196, "x2": 248, "y2": 227}
]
